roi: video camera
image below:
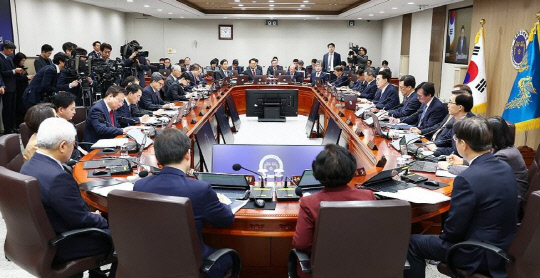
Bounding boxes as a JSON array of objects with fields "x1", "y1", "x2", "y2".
[
  {"x1": 120, "y1": 42, "x2": 149, "y2": 60},
  {"x1": 64, "y1": 55, "x2": 91, "y2": 80}
]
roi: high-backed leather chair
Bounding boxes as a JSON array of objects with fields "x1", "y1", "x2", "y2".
[
  {"x1": 438, "y1": 190, "x2": 540, "y2": 278},
  {"x1": 19, "y1": 122, "x2": 32, "y2": 148},
  {"x1": 0, "y1": 134, "x2": 24, "y2": 172},
  {"x1": 506, "y1": 121, "x2": 516, "y2": 142},
  {"x1": 76, "y1": 121, "x2": 85, "y2": 143},
  {"x1": 73, "y1": 106, "x2": 87, "y2": 125},
  {"x1": 288, "y1": 200, "x2": 411, "y2": 277},
  {"x1": 0, "y1": 166, "x2": 115, "y2": 277},
  {"x1": 527, "y1": 143, "x2": 540, "y2": 184},
  {"x1": 107, "y1": 190, "x2": 242, "y2": 278}
]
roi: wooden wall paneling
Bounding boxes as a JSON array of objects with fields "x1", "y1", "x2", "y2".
[
  {"x1": 401, "y1": 14, "x2": 412, "y2": 56},
  {"x1": 429, "y1": 6, "x2": 447, "y2": 95}
]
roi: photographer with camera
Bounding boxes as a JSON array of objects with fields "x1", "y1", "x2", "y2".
[
  {"x1": 121, "y1": 40, "x2": 150, "y2": 83},
  {"x1": 57, "y1": 47, "x2": 94, "y2": 106},
  {"x1": 23, "y1": 52, "x2": 79, "y2": 110},
  {"x1": 356, "y1": 47, "x2": 369, "y2": 72}
]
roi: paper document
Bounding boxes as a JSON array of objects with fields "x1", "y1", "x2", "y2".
[
  {"x1": 141, "y1": 117, "x2": 158, "y2": 124},
  {"x1": 90, "y1": 182, "x2": 134, "y2": 197},
  {"x1": 91, "y1": 138, "x2": 129, "y2": 149},
  {"x1": 436, "y1": 170, "x2": 457, "y2": 178},
  {"x1": 126, "y1": 129, "x2": 153, "y2": 148},
  {"x1": 230, "y1": 200, "x2": 249, "y2": 214},
  {"x1": 375, "y1": 187, "x2": 450, "y2": 204}
]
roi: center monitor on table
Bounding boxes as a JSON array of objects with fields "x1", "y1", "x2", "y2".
[
  {"x1": 245, "y1": 89, "x2": 298, "y2": 122},
  {"x1": 195, "y1": 121, "x2": 216, "y2": 172},
  {"x1": 322, "y1": 117, "x2": 342, "y2": 145},
  {"x1": 212, "y1": 144, "x2": 324, "y2": 181}
]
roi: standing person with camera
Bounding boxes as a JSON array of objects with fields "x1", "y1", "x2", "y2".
[
  {"x1": 356, "y1": 47, "x2": 369, "y2": 72},
  {"x1": 57, "y1": 47, "x2": 94, "y2": 106},
  {"x1": 122, "y1": 40, "x2": 150, "y2": 84}
]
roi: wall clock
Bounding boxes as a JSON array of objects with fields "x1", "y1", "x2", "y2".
[{"x1": 219, "y1": 25, "x2": 233, "y2": 40}]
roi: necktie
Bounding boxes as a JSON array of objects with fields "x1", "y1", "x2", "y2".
[
  {"x1": 329, "y1": 54, "x2": 333, "y2": 70},
  {"x1": 433, "y1": 116, "x2": 453, "y2": 141},
  {"x1": 317, "y1": 72, "x2": 320, "y2": 78},
  {"x1": 419, "y1": 106, "x2": 428, "y2": 126},
  {"x1": 109, "y1": 110, "x2": 115, "y2": 127},
  {"x1": 224, "y1": 70, "x2": 227, "y2": 77},
  {"x1": 252, "y1": 69, "x2": 256, "y2": 76}
]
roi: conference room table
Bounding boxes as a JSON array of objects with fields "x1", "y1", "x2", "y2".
[{"x1": 73, "y1": 82, "x2": 454, "y2": 277}]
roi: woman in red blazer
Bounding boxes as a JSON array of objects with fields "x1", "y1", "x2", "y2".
[{"x1": 292, "y1": 144, "x2": 375, "y2": 254}]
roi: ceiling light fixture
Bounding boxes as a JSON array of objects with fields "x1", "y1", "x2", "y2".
[
  {"x1": 316, "y1": 17, "x2": 320, "y2": 19},
  {"x1": 379, "y1": 11, "x2": 384, "y2": 13},
  {"x1": 300, "y1": 4, "x2": 305, "y2": 7},
  {"x1": 238, "y1": 4, "x2": 244, "y2": 6},
  {"x1": 357, "y1": 17, "x2": 362, "y2": 19},
  {"x1": 407, "y1": 2, "x2": 414, "y2": 4},
  {"x1": 269, "y1": 4, "x2": 274, "y2": 6},
  {"x1": 168, "y1": 12, "x2": 173, "y2": 14},
  {"x1": 369, "y1": 14, "x2": 373, "y2": 16},
  {"x1": 144, "y1": 5, "x2": 150, "y2": 7},
  {"x1": 392, "y1": 7, "x2": 397, "y2": 9},
  {"x1": 157, "y1": 9, "x2": 162, "y2": 11},
  {"x1": 127, "y1": 0, "x2": 133, "y2": 2},
  {"x1": 303, "y1": 0, "x2": 309, "y2": 2},
  {"x1": 297, "y1": 8, "x2": 302, "y2": 10}
]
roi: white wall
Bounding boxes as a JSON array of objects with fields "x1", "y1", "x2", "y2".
[
  {"x1": 381, "y1": 15, "x2": 402, "y2": 78},
  {"x1": 408, "y1": 9, "x2": 433, "y2": 83},
  {"x1": 12, "y1": 0, "x2": 126, "y2": 57},
  {"x1": 124, "y1": 14, "x2": 383, "y2": 69}
]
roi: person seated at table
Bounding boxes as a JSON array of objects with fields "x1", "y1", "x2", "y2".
[
  {"x1": 387, "y1": 75, "x2": 420, "y2": 120},
  {"x1": 309, "y1": 62, "x2": 328, "y2": 85},
  {"x1": 227, "y1": 59, "x2": 244, "y2": 74},
  {"x1": 372, "y1": 70, "x2": 399, "y2": 110},
  {"x1": 349, "y1": 70, "x2": 366, "y2": 92},
  {"x1": 297, "y1": 60, "x2": 307, "y2": 76},
  {"x1": 331, "y1": 66, "x2": 349, "y2": 87},
  {"x1": 359, "y1": 69, "x2": 377, "y2": 100},
  {"x1": 116, "y1": 84, "x2": 153, "y2": 127},
  {"x1": 405, "y1": 82, "x2": 448, "y2": 139},
  {"x1": 53, "y1": 92, "x2": 87, "y2": 160},
  {"x1": 20, "y1": 117, "x2": 117, "y2": 278},
  {"x1": 214, "y1": 59, "x2": 231, "y2": 81},
  {"x1": 405, "y1": 117, "x2": 517, "y2": 278},
  {"x1": 293, "y1": 144, "x2": 375, "y2": 254},
  {"x1": 243, "y1": 58, "x2": 263, "y2": 81},
  {"x1": 23, "y1": 103, "x2": 56, "y2": 161},
  {"x1": 286, "y1": 64, "x2": 303, "y2": 83},
  {"x1": 140, "y1": 72, "x2": 173, "y2": 111},
  {"x1": 186, "y1": 64, "x2": 206, "y2": 91},
  {"x1": 267, "y1": 59, "x2": 283, "y2": 77},
  {"x1": 165, "y1": 72, "x2": 193, "y2": 101},
  {"x1": 134, "y1": 128, "x2": 234, "y2": 278},
  {"x1": 164, "y1": 65, "x2": 181, "y2": 93},
  {"x1": 83, "y1": 85, "x2": 132, "y2": 146}
]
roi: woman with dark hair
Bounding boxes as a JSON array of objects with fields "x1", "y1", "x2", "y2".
[
  {"x1": 23, "y1": 103, "x2": 56, "y2": 161},
  {"x1": 293, "y1": 144, "x2": 375, "y2": 254},
  {"x1": 13, "y1": 52, "x2": 34, "y2": 125}
]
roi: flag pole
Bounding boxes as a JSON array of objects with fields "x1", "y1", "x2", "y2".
[
  {"x1": 480, "y1": 19, "x2": 485, "y2": 27},
  {"x1": 527, "y1": 12, "x2": 540, "y2": 147}
]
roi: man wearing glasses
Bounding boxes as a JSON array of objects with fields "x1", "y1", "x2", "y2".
[{"x1": 139, "y1": 72, "x2": 174, "y2": 111}]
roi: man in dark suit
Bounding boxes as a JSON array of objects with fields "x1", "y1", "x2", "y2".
[
  {"x1": 243, "y1": 58, "x2": 263, "y2": 81},
  {"x1": 456, "y1": 25, "x2": 469, "y2": 63},
  {"x1": 213, "y1": 59, "x2": 231, "y2": 81},
  {"x1": 405, "y1": 117, "x2": 517, "y2": 278},
  {"x1": 350, "y1": 70, "x2": 366, "y2": 92},
  {"x1": 116, "y1": 84, "x2": 152, "y2": 127},
  {"x1": 0, "y1": 41, "x2": 26, "y2": 133},
  {"x1": 20, "y1": 117, "x2": 117, "y2": 277},
  {"x1": 227, "y1": 59, "x2": 243, "y2": 75},
  {"x1": 388, "y1": 75, "x2": 421, "y2": 119},
  {"x1": 310, "y1": 62, "x2": 328, "y2": 85},
  {"x1": 321, "y1": 43, "x2": 341, "y2": 73},
  {"x1": 164, "y1": 65, "x2": 181, "y2": 94},
  {"x1": 23, "y1": 53, "x2": 78, "y2": 110},
  {"x1": 286, "y1": 64, "x2": 303, "y2": 83},
  {"x1": 404, "y1": 82, "x2": 448, "y2": 138},
  {"x1": 134, "y1": 128, "x2": 234, "y2": 278},
  {"x1": 34, "y1": 44, "x2": 54, "y2": 72},
  {"x1": 266, "y1": 59, "x2": 283, "y2": 77},
  {"x1": 165, "y1": 72, "x2": 193, "y2": 101},
  {"x1": 306, "y1": 58, "x2": 317, "y2": 75},
  {"x1": 372, "y1": 70, "x2": 399, "y2": 110},
  {"x1": 186, "y1": 64, "x2": 206, "y2": 91},
  {"x1": 359, "y1": 69, "x2": 377, "y2": 100},
  {"x1": 122, "y1": 40, "x2": 150, "y2": 83},
  {"x1": 331, "y1": 66, "x2": 349, "y2": 87},
  {"x1": 88, "y1": 41, "x2": 101, "y2": 60},
  {"x1": 139, "y1": 72, "x2": 173, "y2": 111},
  {"x1": 83, "y1": 85, "x2": 131, "y2": 146},
  {"x1": 52, "y1": 92, "x2": 87, "y2": 160}
]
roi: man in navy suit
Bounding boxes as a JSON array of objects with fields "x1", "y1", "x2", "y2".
[
  {"x1": 266, "y1": 59, "x2": 283, "y2": 77},
  {"x1": 286, "y1": 64, "x2": 303, "y2": 83},
  {"x1": 331, "y1": 66, "x2": 349, "y2": 87},
  {"x1": 372, "y1": 70, "x2": 399, "y2": 110},
  {"x1": 116, "y1": 84, "x2": 152, "y2": 127},
  {"x1": 20, "y1": 117, "x2": 116, "y2": 277},
  {"x1": 23, "y1": 53, "x2": 79, "y2": 110},
  {"x1": 349, "y1": 70, "x2": 366, "y2": 92},
  {"x1": 139, "y1": 72, "x2": 173, "y2": 111},
  {"x1": 405, "y1": 82, "x2": 448, "y2": 138},
  {"x1": 359, "y1": 69, "x2": 377, "y2": 100},
  {"x1": 165, "y1": 72, "x2": 193, "y2": 101},
  {"x1": 322, "y1": 43, "x2": 341, "y2": 73},
  {"x1": 310, "y1": 62, "x2": 328, "y2": 85},
  {"x1": 83, "y1": 85, "x2": 132, "y2": 146},
  {"x1": 34, "y1": 44, "x2": 54, "y2": 73},
  {"x1": 405, "y1": 117, "x2": 517, "y2": 278},
  {"x1": 227, "y1": 59, "x2": 243, "y2": 75},
  {"x1": 186, "y1": 64, "x2": 206, "y2": 91},
  {"x1": 134, "y1": 128, "x2": 234, "y2": 278},
  {"x1": 388, "y1": 75, "x2": 421, "y2": 119},
  {"x1": 0, "y1": 41, "x2": 26, "y2": 133},
  {"x1": 243, "y1": 58, "x2": 263, "y2": 81},
  {"x1": 213, "y1": 59, "x2": 232, "y2": 81}
]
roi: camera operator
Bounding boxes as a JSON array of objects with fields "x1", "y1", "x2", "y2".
[
  {"x1": 356, "y1": 47, "x2": 369, "y2": 72},
  {"x1": 57, "y1": 47, "x2": 94, "y2": 106},
  {"x1": 122, "y1": 40, "x2": 150, "y2": 83},
  {"x1": 23, "y1": 52, "x2": 78, "y2": 109}
]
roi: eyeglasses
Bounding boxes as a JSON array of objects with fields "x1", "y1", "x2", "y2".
[{"x1": 448, "y1": 101, "x2": 457, "y2": 105}]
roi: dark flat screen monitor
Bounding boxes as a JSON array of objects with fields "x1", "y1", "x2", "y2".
[
  {"x1": 215, "y1": 104, "x2": 234, "y2": 144},
  {"x1": 237, "y1": 75, "x2": 250, "y2": 85},
  {"x1": 225, "y1": 95, "x2": 241, "y2": 130},
  {"x1": 253, "y1": 75, "x2": 267, "y2": 84},
  {"x1": 305, "y1": 99, "x2": 320, "y2": 137},
  {"x1": 298, "y1": 170, "x2": 322, "y2": 188},
  {"x1": 212, "y1": 144, "x2": 324, "y2": 178},
  {"x1": 195, "y1": 121, "x2": 216, "y2": 172},
  {"x1": 245, "y1": 89, "x2": 298, "y2": 121},
  {"x1": 322, "y1": 117, "x2": 342, "y2": 145}
]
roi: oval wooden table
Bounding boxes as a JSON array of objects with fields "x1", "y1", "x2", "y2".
[{"x1": 74, "y1": 83, "x2": 453, "y2": 277}]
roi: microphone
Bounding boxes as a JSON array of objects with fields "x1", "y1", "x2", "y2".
[
  {"x1": 66, "y1": 159, "x2": 79, "y2": 167},
  {"x1": 117, "y1": 115, "x2": 139, "y2": 126},
  {"x1": 295, "y1": 186, "x2": 303, "y2": 197},
  {"x1": 232, "y1": 163, "x2": 265, "y2": 188}
]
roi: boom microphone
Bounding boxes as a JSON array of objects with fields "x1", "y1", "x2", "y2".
[{"x1": 232, "y1": 163, "x2": 265, "y2": 188}]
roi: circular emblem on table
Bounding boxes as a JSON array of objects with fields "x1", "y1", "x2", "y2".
[
  {"x1": 258, "y1": 155, "x2": 284, "y2": 177},
  {"x1": 511, "y1": 30, "x2": 529, "y2": 70}
]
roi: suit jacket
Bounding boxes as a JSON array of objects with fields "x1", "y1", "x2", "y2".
[
  {"x1": 130, "y1": 103, "x2": 152, "y2": 117},
  {"x1": 440, "y1": 153, "x2": 517, "y2": 277},
  {"x1": 124, "y1": 56, "x2": 150, "y2": 84},
  {"x1": 0, "y1": 53, "x2": 16, "y2": 92},
  {"x1": 23, "y1": 65, "x2": 70, "y2": 106},
  {"x1": 266, "y1": 65, "x2": 283, "y2": 76},
  {"x1": 402, "y1": 97, "x2": 448, "y2": 135},
  {"x1": 186, "y1": 71, "x2": 206, "y2": 91},
  {"x1": 388, "y1": 91, "x2": 421, "y2": 119},
  {"x1": 164, "y1": 74, "x2": 178, "y2": 94},
  {"x1": 140, "y1": 84, "x2": 166, "y2": 111},
  {"x1": 286, "y1": 71, "x2": 303, "y2": 83},
  {"x1": 34, "y1": 56, "x2": 53, "y2": 73},
  {"x1": 321, "y1": 52, "x2": 341, "y2": 72},
  {"x1": 165, "y1": 82, "x2": 189, "y2": 101},
  {"x1": 213, "y1": 68, "x2": 231, "y2": 81},
  {"x1": 0, "y1": 74, "x2": 4, "y2": 87},
  {"x1": 350, "y1": 80, "x2": 366, "y2": 92},
  {"x1": 134, "y1": 167, "x2": 234, "y2": 258},
  {"x1": 116, "y1": 100, "x2": 140, "y2": 127},
  {"x1": 372, "y1": 84, "x2": 400, "y2": 110},
  {"x1": 292, "y1": 186, "x2": 375, "y2": 254},
  {"x1": 88, "y1": 50, "x2": 101, "y2": 60},
  {"x1": 227, "y1": 66, "x2": 244, "y2": 74},
  {"x1": 83, "y1": 100, "x2": 123, "y2": 145},
  {"x1": 435, "y1": 112, "x2": 476, "y2": 155},
  {"x1": 494, "y1": 147, "x2": 529, "y2": 200},
  {"x1": 243, "y1": 67, "x2": 263, "y2": 81},
  {"x1": 331, "y1": 73, "x2": 349, "y2": 87},
  {"x1": 359, "y1": 80, "x2": 377, "y2": 100},
  {"x1": 310, "y1": 71, "x2": 328, "y2": 85},
  {"x1": 456, "y1": 37, "x2": 468, "y2": 56}
]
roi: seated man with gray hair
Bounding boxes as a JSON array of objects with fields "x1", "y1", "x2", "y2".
[
  {"x1": 139, "y1": 72, "x2": 173, "y2": 111},
  {"x1": 20, "y1": 117, "x2": 117, "y2": 278}
]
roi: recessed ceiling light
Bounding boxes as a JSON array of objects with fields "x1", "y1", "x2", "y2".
[
  {"x1": 300, "y1": 4, "x2": 305, "y2": 7},
  {"x1": 407, "y1": 2, "x2": 414, "y2": 4},
  {"x1": 127, "y1": 0, "x2": 133, "y2": 2},
  {"x1": 316, "y1": 17, "x2": 320, "y2": 19},
  {"x1": 223, "y1": 16, "x2": 227, "y2": 18},
  {"x1": 392, "y1": 7, "x2": 398, "y2": 9},
  {"x1": 297, "y1": 8, "x2": 302, "y2": 10},
  {"x1": 269, "y1": 4, "x2": 274, "y2": 6},
  {"x1": 241, "y1": 7, "x2": 246, "y2": 9},
  {"x1": 269, "y1": 8, "x2": 274, "y2": 10},
  {"x1": 379, "y1": 11, "x2": 384, "y2": 13},
  {"x1": 303, "y1": 19, "x2": 306, "y2": 20},
  {"x1": 269, "y1": 0, "x2": 274, "y2": 2},
  {"x1": 144, "y1": 4, "x2": 150, "y2": 7},
  {"x1": 168, "y1": 12, "x2": 173, "y2": 14},
  {"x1": 238, "y1": 4, "x2": 243, "y2": 6},
  {"x1": 369, "y1": 14, "x2": 373, "y2": 16},
  {"x1": 234, "y1": 0, "x2": 240, "y2": 2},
  {"x1": 357, "y1": 17, "x2": 362, "y2": 19},
  {"x1": 180, "y1": 16, "x2": 184, "y2": 18},
  {"x1": 303, "y1": 0, "x2": 309, "y2": 2},
  {"x1": 157, "y1": 9, "x2": 162, "y2": 11}
]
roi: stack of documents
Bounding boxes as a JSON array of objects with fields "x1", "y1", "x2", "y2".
[
  {"x1": 91, "y1": 138, "x2": 129, "y2": 149},
  {"x1": 375, "y1": 187, "x2": 451, "y2": 204},
  {"x1": 90, "y1": 182, "x2": 134, "y2": 197}
]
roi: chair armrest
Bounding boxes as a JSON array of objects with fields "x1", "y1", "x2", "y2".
[
  {"x1": 201, "y1": 248, "x2": 242, "y2": 278},
  {"x1": 288, "y1": 249, "x2": 311, "y2": 278},
  {"x1": 50, "y1": 228, "x2": 114, "y2": 265},
  {"x1": 446, "y1": 241, "x2": 514, "y2": 278},
  {"x1": 404, "y1": 259, "x2": 410, "y2": 270}
]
